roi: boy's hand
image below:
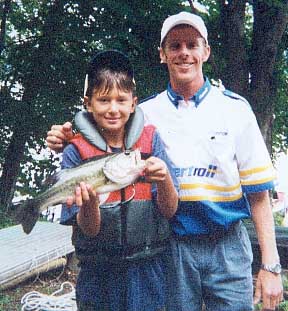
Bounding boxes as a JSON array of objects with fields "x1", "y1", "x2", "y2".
[
  {"x1": 65, "y1": 182, "x2": 99, "y2": 209},
  {"x1": 75, "y1": 182, "x2": 99, "y2": 209},
  {"x1": 144, "y1": 157, "x2": 168, "y2": 183},
  {"x1": 46, "y1": 122, "x2": 74, "y2": 153},
  {"x1": 71, "y1": 182, "x2": 101, "y2": 237},
  {"x1": 144, "y1": 156, "x2": 178, "y2": 219}
]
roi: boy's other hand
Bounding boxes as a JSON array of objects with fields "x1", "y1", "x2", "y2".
[
  {"x1": 46, "y1": 122, "x2": 74, "y2": 153},
  {"x1": 144, "y1": 157, "x2": 168, "y2": 183}
]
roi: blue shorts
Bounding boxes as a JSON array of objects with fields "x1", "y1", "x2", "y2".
[
  {"x1": 164, "y1": 222, "x2": 254, "y2": 311},
  {"x1": 76, "y1": 256, "x2": 166, "y2": 311}
]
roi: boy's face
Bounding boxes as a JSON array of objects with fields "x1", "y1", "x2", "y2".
[{"x1": 85, "y1": 87, "x2": 136, "y2": 141}]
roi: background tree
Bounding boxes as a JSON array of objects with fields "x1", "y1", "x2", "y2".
[
  {"x1": 0, "y1": 0, "x2": 287, "y2": 212},
  {"x1": 194, "y1": 0, "x2": 288, "y2": 150}
]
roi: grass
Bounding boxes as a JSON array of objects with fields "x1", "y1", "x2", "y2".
[
  {"x1": 0, "y1": 293, "x2": 14, "y2": 310},
  {"x1": 0, "y1": 287, "x2": 25, "y2": 311},
  {"x1": 255, "y1": 301, "x2": 288, "y2": 311}
]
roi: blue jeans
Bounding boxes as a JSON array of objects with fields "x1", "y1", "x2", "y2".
[
  {"x1": 76, "y1": 256, "x2": 166, "y2": 311},
  {"x1": 165, "y1": 222, "x2": 254, "y2": 311},
  {"x1": 77, "y1": 300, "x2": 108, "y2": 311},
  {"x1": 77, "y1": 300, "x2": 165, "y2": 311}
]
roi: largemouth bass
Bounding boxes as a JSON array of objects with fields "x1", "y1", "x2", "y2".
[{"x1": 15, "y1": 149, "x2": 146, "y2": 234}]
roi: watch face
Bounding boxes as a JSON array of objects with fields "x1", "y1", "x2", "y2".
[
  {"x1": 273, "y1": 264, "x2": 282, "y2": 274},
  {"x1": 261, "y1": 263, "x2": 282, "y2": 274}
]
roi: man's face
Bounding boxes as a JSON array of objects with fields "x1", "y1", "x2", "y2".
[{"x1": 160, "y1": 25, "x2": 210, "y2": 90}]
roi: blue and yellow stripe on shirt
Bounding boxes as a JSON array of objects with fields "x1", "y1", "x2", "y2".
[{"x1": 178, "y1": 163, "x2": 275, "y2": 203}]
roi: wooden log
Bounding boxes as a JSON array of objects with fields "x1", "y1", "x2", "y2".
[
  {"x1": 0, "y1": 222, "x2": 74, "y2": 290},
  {"x1": 0, "y1": 257, "x2": 67, "y2": 291}
]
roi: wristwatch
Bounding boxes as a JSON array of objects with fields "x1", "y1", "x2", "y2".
[{"x1": 260, "y1": 263, "x2": 282, "y2": 275}]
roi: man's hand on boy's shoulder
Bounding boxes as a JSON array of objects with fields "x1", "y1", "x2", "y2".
[{"x1": 46, "y1": 122, "x2": 74, "y2": 153}]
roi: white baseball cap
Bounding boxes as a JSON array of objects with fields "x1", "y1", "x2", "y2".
[{"x1": 160, "y1": 12, "x2": 208, "y2": 46}]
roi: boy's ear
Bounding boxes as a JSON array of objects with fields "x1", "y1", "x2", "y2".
[
  {"x1": 131, "y1": 97, "x2": 137, "y2": 113},
  {"x1": 83, "y1": 96, "x2": 91, "y2": 111}
]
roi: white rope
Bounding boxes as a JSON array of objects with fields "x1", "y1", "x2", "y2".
[{"x1": 21, "y1": 281, "x2": 77, "y2": 311}]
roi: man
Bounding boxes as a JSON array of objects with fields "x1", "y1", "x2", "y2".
[{"x1": 46, "y1": 12, "x2": 283, "y2": 311}]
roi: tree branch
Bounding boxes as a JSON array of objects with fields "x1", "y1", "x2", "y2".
[
  {"x1": 0, "y1": 0, "x2": 12, "y2": 54},
  {"x1": 187, "y1": 0, "x2": 197, "y2": 14}
]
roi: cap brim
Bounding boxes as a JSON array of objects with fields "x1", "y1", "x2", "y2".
[{"x1": 160, "y1": 19, "x2": 208, "y2": 46}]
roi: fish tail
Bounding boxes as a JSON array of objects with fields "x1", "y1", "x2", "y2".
[{"x1": 14, "y1": 199, "x2": 41, "y2": 234}]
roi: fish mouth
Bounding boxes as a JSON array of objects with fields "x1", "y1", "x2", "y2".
[
  {"x1": 103, "y1": 149, "x2": 146, "y2": 184},
  {"x1": 132, "y1": 149, "x2": 146, "y2": 170}
]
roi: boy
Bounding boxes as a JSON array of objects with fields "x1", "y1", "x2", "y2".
[{"x1": 60, "y1": 50, "x2": 178, "y2": 311}]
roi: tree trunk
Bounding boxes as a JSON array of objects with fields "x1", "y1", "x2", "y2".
[
  {"x1": 219, "y1": 0, "x2": 249, "y2": 96},
  {"x1": 0, "y1": 0, "x2": 65, "y2": 211},
  {"x1": 219, "y1": 0, "x2": 288, "y2": 150},
  {"x1": 0, "y1": 126, "x2": 29, "y2": 210},
  {"x1": 249, "y1": 0, "x2": 288, "y2": 151},
  {"x1": 0, "y1": 0, "x2": 12, "y2": 53}
]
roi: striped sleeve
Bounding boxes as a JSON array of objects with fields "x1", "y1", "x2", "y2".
[{"x1": 235, "y1": 109, "x2": 275, "y2": 193}]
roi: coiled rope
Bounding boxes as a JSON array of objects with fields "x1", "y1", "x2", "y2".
[{"x1": 21, "y1": 281, "x2": 76, "y2": 311}]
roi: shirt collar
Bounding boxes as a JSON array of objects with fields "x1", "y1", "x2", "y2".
[{"x1": 167, "y1": 77, "x2": 211, "y2": 108}]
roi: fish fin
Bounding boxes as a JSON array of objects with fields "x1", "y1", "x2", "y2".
[
  {"x1": 43, "y1": 169, "x2": 73, "y2": 186},
  {"x1": 43, "y1": 173, "x2": 58, "y2": 186},
  {"x1": 81, "y1": 153, "x2": 116, "y2": 164},
  {"x1": 14, "y1": 199, "x2": 40, "y2": 234},
  {"x1": 43, "y1": 154, "x2": 113, "y2": 186}
]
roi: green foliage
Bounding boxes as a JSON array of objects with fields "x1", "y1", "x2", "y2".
[
  {"x1": 283, "y1": 273, "x2": 288, "y2": 291},
  {"x1": 274, "y1": 212, "x2": 285, "y2": 226},
  {"x1": 0, "y1": 0, "x2": 287, "y2": 206},
  {"x1": 272, "y1": 30, "x2": 288, "y2": 153},
  {"x1": 0, "y1": 210, "x2": 16, "y2": 229},
  {"x1": 279, "y1": 301, "x2": 288, "y2": 311},
  {"x1": 0, "y1": 292, "x2": 14, "y2": 311},
  {"x1": 255, "y1": 301, "x2": 288, "y2": 311},
  {"x1": 0, "y1": 0, "x2": 185, "y2": 199},
  {"x1": 0, "y1": 286, "x2": 24, "y2": 311}
]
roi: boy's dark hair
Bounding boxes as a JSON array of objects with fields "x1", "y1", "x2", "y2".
[
  {"x1": 86, "y1": 68, "x2": 136, "y2": 98},
  {"x1": 85, "y1": 50, "x2": 136, "y2": 97}
]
